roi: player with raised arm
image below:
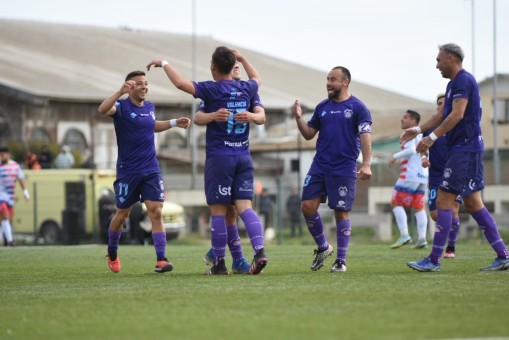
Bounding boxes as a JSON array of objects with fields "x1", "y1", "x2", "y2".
[
  {"x1": 98, "y1": 70, "x2": 190, "y2": 274},
  {"x1": 402, "y1": 43, "x2": 509, "y2": 272},
  {"x1": 147, "y1": 47, "x2": 268, "y2": 275},
  {"x1": 293, "y1": 66, "x2": 372, "y2": 273},
  {"x1": 198, "y1": 61, "x2": 266, "y2": 274}
]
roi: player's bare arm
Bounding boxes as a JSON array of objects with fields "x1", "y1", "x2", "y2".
[
  {"x1": 232, "y1": 50, "x2": 261, "y2": 86},
  {"x1": 400, "y1": 109, "x2": 443, "y2": 144},
  {"x1": 194, "y1": 108, "x2": 232, "y2": 126},
  {"x1": 146, "y1": 59, "x2": 196, "y2": 95},
  {"x1": 293, "y1": 100, "x2": 317, "y2": 140},
  {"x1": 416, "y1": 98, "x2": 468, "y2": 153},
  {"x1": 98, "y1": 81, "x2": 134, "y2": 116},
  {"x1": 154, "y1": 117, "x2": 191, "y2": 132},
  {"x1": 234, "y1": 106, "x2": 266, "y2": 125},
  {"x1": 358, "y1": 132, "x2": 372, "y2": 180}
]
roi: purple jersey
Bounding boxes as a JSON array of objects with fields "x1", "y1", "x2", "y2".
[
  {"x1": 193, "y1": 79, "x2": 259, "y2": 157},
  {"x1": 443, "y1": 69, "x2": 484, "y2": 153},
  {"x1": 113, "y1": 98, "x2": 160, "y2": 176},
  {"x1": 307, "y1": 96, "x2": 372, "y2": 177}
]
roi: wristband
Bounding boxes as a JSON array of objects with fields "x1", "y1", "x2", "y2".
[
  {"x1": 421, "y1": 155, "x2": 428, "y2": 160},
  {"x1": 412, "y1": 126, "x2": 421, "y2": 134},
  {"x1": 161, "y1": 60, "x2": 169, "y2": 67},
  {"x1": 429, "y1": 132, "x2": 438, "y2": 141},
  {"x1": 23, "y1": 189, "x2": 30, "y2": 200},
  {"x1": 169, "y1": 119, "x2": 177, "y2": 128}
]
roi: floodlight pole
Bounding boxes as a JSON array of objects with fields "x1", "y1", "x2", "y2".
[
  {"x1": 492, "y1": 0, "x2": 500, "y2": 184},
  {"x1": 190, "y1": 0, "x2": 198, "y2": 189}
]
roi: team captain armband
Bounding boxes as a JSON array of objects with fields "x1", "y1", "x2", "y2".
[{"x1": 358, "y1": 122, "x2": 372, "y2": 134}]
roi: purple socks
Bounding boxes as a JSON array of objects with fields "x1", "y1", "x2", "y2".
[
  {"x1": 152, "y1": 231, "x2": 167, "y2": 261},
  {"x1": 429, "y1": 209, "x2": 453, "y2": 264},
  {"x1": 472, "y1": 207, "x2": 509, "y2": 259},
  {"x1": 336, "y1": 219, "x2": 351, "y2": 264},
  {"x1": 305, "y1": 213, "x2": 329, "y2": 252},
  {"x1": 240, "y1": 209, "x2": 264, "y2": 254},
  {"x1": 210, "y1": 216, "x2": 227, "y2": 261}
]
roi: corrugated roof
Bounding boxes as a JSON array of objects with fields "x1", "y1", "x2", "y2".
[{"x1": 0, "y1": 19, "x2": 434, "y2": 116}]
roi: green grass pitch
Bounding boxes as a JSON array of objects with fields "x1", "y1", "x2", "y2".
[{"x1": 1, "y1": 243, "x2": 508, "y2": 340}]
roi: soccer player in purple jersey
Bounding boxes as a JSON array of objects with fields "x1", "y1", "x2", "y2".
[
  {"x1": 98, "y1": 70, "x2": 191, "y2": 274},
  {"x1": 402, "y1": 43, "x2": 509, "y2": 272},
  {"x1": 146, "y1": 47, "x2": 268, "y2": 275},
  {"x1": 197, "y1": 61, "x2": 266, "y2": 274},
  {"x1": 421, "y1": 94, "x2": 462, "y2": 259},
  {"x1": 293, "y1": 66, "x2": 372, "y2": 273}
]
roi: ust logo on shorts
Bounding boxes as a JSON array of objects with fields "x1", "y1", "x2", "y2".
[
  {"x1": 304, "y1": 175, "x2": 311, "y2": 187},
  {"x1": 344, "y1": 109, "x2": 353, "y2": 118},
  {"x1": 338, "y1": 186, "x2": 348, "y2": 197},
  {"x1": 218, "y1": 185, "x2": 231, "y2": 196},
  {"x1": 443, "y1": 168, "x2": 452, "y2": 179},
  {"x1": 336, "y1": 200, "x2": 346, "y2": 208}
]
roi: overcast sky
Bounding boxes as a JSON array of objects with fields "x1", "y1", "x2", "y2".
[{"x1": 2, "y1": 0, "x2": 508, "y2": 102}]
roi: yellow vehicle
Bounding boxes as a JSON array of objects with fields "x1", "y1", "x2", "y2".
[{"x1": 13, "y1": 169, "x2": 186, "y2": 244}]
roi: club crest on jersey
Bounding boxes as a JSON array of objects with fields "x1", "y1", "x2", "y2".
[
  {"x1": 344, "y1": 109, "x2": 353, "y2": 118},
  {"x1": 150, "y1": 111, "x2": 155, "y2": 120},
  {"x1": 321, "y1": 110, "x2": 327, "y2": 117},
  {"x1": 338, "y1": 187, "x2": 348, "y2": 197},
  {"x1": 130, "y1": 112, "x2": 137, "y2": 119}
]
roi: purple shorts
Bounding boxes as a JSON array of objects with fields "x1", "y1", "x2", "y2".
[
  {"x1": 302, "y1": 172, "x2": 356, "y2": 211},
  {"x1": 204, "y1": 155, "x2": 254, "y2": 205},
  {"x1": 428, "y1": 184, "x2": 463, "y2": 211},
  {"x1": 439, "y1": 152, "x2": 484, "y2": 196},
  {"x1": 114, "y1": 172, "x2": 164, "y2": 209}
]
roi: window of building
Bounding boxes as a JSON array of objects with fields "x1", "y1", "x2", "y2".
[
  {"x1": 491, "y1": 98, "x2": 509, "y2": 124},
  {"x1": 62, "y1": 128, "x2": 87, "y2": 153},
  {"x1": 30, "y1": 127, "x2": 51, "y2": 143},
  {"x1": 290, "y1": 159, "x2": 300, "y2": 172}
]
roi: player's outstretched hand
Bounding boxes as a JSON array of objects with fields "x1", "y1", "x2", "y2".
[
  {"x1": 176, "y1": 117, "x2": 191, "y2": 129},
  {"x1": 293, "y1": 100, "x2": 302, "y2": 120},
  {"x1": 400, "y1": 129, "x2": 417, "y2": 144},
  {"x1": 213, "y1": 108, "x2": 231, "y2": 123},
  {"x1": 357, "y1": 164, "x2": 372, "y2": 180},
  {"x1": 146, "y1": 59, "x2": 164, "y2": 71}
]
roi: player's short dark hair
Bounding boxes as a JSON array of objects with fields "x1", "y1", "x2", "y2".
[
  {"x1": 0, "y1": 146, "x2": 10, "y2": 153},
  {"x1": 331, "y1": 66, "x2": 351, "y2": 82},
  {"x1": 125, "y1": 70, "x2": 146, "y2": 82},
  {"x1": 436, "y1": 93, "x2": 445, "y2": 104},
  {"x1": 212, "y1": 46, "x2": 236, "y2": 75},
  {"x1": 406, "y1": 110, "x2": 421, "y2": 124}
]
